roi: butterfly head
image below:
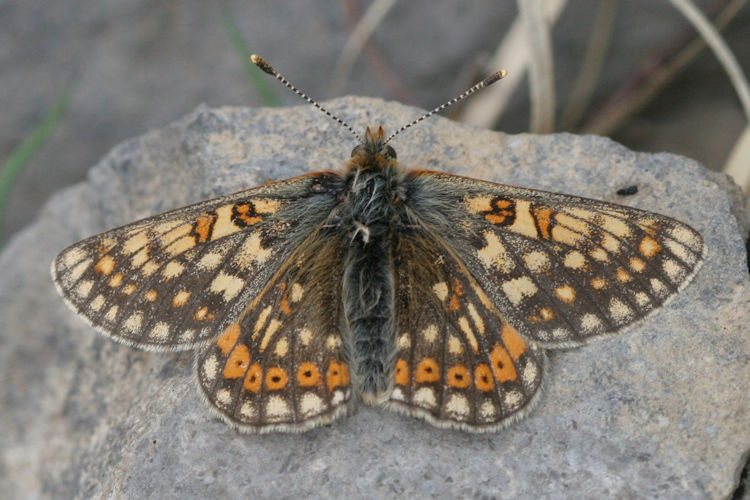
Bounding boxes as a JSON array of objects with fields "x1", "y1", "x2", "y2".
[{"x1": 352, "y1": 126, "x2": 396, "y2": 163}]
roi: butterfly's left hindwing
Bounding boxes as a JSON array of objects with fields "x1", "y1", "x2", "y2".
[
  {"x1": 405, "y1": 171, "x2": 706, "y2": 348},
  {"x1": 52, "y1": 172, "x2": 343, "y2": 351},
  {"x1": 387, "y1": 227, "x2": 545, "y2": 431}
]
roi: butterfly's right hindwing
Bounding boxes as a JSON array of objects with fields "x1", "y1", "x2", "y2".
[
  {"x1": 196, "y1": 225, "x2": 353, "y2": 432},
  {"x1": 52, "y1": 172, "x2": 344, "y2": 351}
]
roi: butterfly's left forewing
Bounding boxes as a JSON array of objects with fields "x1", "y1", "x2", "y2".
[
  {"x1": 405, "y1": 171, "x2": 705, "y2": 348},
  {"x1": 52, "y1": 172, "x2": 343, "y2": 351}
]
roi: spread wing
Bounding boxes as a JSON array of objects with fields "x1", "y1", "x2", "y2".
[
  {"x1": 403, "y1": 171, "x2": 705, "y2": 348},
  {"x1": 386, "y1": 226, "x2": 545, "y2": 431},
  {"x1": 196, "y1": 226, "x2": 353, "y2": 432},
  {"x1": 52, "y1": 172, "x2": 344, "y2": 351}
]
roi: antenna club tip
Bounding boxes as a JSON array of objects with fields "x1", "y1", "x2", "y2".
[
  {"x1": 250, "y1": 54, "x2": 275, "y2": 75},
  {"x1": 485, "y1": 69, "x2": 508, "y2": 86}
]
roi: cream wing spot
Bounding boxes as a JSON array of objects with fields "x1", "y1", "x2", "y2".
[
  {"x1": 502, "y1": 277, "x2": 538, "y2": 306},
  {"x1": 589, "y1": 247, "x2": 609, "y2": 262},
  {"x1": 466, "y1": 303, "x2": 485, "y2": 335},
  {"x1": 108, "y1": 273, "x2": 124, "y2": 288},
  {"x1": 259, "y1": 319, "x2": 282, "y2": 352},
  {"x1": 153, "y1": 219, "x2": 183, "y2": 235},
  {"x1": 179, "y1": 329, "x2": 196, "y2": 342},
  {"x1": 266, "y1": 396, "x2": 292, "y2": 420},
  {"x1": 90, "y1": 294, "x2": 106, "y2": 312},
  {"x1": 600, "y1": 215, "x2": 631, "y2": 238},
  {"x1": 105, "y1": 305, "x2": 119, "y2": 322},
  {"x1": 289, "y1": 283, "x2": 304, "y2": 302},
  {"x1": 235, "y1": 232, "x2": 272, "y2": 269},
  {"x1": 551, "y1": 328, "x2": 569, "y2": 339},
  {"x1": 216, "y1": 388, "x2": 232, "y2": 407},
  {"x1": 480, "y1": 400, "x2": 496, "y2": 419},
  {"x1": 300, "y1": 393, "x2": 325, "y2": 416},
  {"x1": 123, "y1": 231, "x2": 148, "y2": 255},
  {"x1": 650, "y1": 278, "x2": 668, "y2": 297},
  {"x1": 299, "y1": 327, "x2": 313, "y2": 346},
  {"x1": 172, "y1": 290, "x2": 191, "y2": 307},
  {"x1": 600, "y1": 233, "x2": 620, "y2": 253},
  {"x1": 555, "y1": 285, "x2": 576, "y2": 303},
  {"x1": 413, "y1": 387, "x2": 437, "y2": 409},
  {"x1": 331, "y1": 390, "x2": 346, "y2": 406},
  {"x1": 665, "y1": 239, "x2": 694, "y2": 264},
  {"x1": 397, "y1": 333, "x2": 411, "y2": 350},
  {"x1": 507, "y1": 200, "x2": 538, "y2": 238},
  {"x1": 630, "y1": 257, "x2": 646, "y2": 272},
  {"x1": 75, "y1": 280, "x2": 94, "y2": 299},
  {"x1": 150, "y1": 322, "x2": 170, "y2": 341},
  {"x1": 140, "y1": 261, "x2": 159, "y2": 276},
  {"x1": 458, "y1": 317, "x2": 479, "y2": 352},
  {"x1": 239, "y1": 401, "x2": 256, "y2": 420},
  {"x1": 639, "y1": 236, "x2": 661, "y2": 258},
  {"x1": 274, "y1": 337, "x2": 289, "y2": 357},
  {"x1": 326, "y1": 335, "x2": 343, "y2": 351},
  {"x1": 551, "y1": 225, "x2": 584, "y2": 246},
  {"x1": 581, "y1": 313, "x2": 602, "y2": 333},
  {"x1": 61, "y1": 247, "x2": 87, "y2": 268},
  {"x1": 523, "y1": 251, "x2": 550, "y2": 272},
  {"x1": 522, "y1": 361, "x2": 539, "y2": 385},
  {"x1": 670, "y1": 225, "x2": 700, "y2": 248},
  {"x1": 504, "y1": 390, "x2": 523, "y2": 410},
  {"x1": 422, "y1": 324, "x2": 439, "y2": 343},
  {"x1": 211, "y1": 204, "x2": 242, "y2": 240},
  {"x1": 448, "y1": 335, "x2": 463, "y2": 355},
  {"x1": 609, "y1": 298, "x2": 633, "y2": 322},
  {"x1": 163, "y1": 236, "x2": 194, "y2": 258},
  {"x1": 477, "y1": 231, "x2": 514, "y2": 273},
  {"x1": 94, "y1": 255, "x2": 116, "y2": 275},
  {"x1": 159, "y1": 223, "x2": 192, "y2": 246},
  {"x1": 67, "y1": 258, "x2": 93, "y2": 284},
  {"x1": 253, "y1": 198, "x2": 282, "y2": 214},
  {"x1": 432, "y1": 282, "x2": 449, "y2": 302},
  {"x1": 209, "y1": 272, "x2": 245, "y2": 302},
  {"x1": 130, "y1": 248, "x2": 149, "y2": 269},
  {"x1": 203, "y1": 354, "x2": 219, "y2": 381},
  {"x1": 465, "y1": 195, "x2": 493, "y2": 213},
  {"x1": 445, "y1": 394, "x2": 470, "y2": 418},
  {"x1": 252, "y1": 306, "x2": 272, "y2": 338},
  {"x1": 124, "y1": 312, "x2": 143, "y2": 334},
  {"x1": 198, "y1": 252, "x2": 224, "y2": 271},
  {"x1": 563, "y1": 251, "x2": 586, "y2": 270},
  {"x1": 162, "y1": 261, "x2": 185, "y2": 279},
  {"x1": 391, "y1": 387, "x2": 406, "y2": 401},
  {"x1": 556, "y1": 212, "x2": 590, "y2": 235},
  {"x1": 635, "y1": 292, "x2": 650, "y2": 307},
  {"x1": 141, "y1": 260, "x2": 159, "y2": 276},
  {"x1": 663, "y1": 259, "x2": 685, "y2": 281}
]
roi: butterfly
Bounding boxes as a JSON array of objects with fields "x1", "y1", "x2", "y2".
[{"x1": 51, "y1": 55, "x2": 705, "y2": 433}]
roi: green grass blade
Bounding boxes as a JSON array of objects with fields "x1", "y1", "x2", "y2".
[
  {"x1": 0, "y1": 86, "x2": 72, "y2": 243},
  {"x1": 221, "y1": 8, "x2": 282, "y2": 107}
]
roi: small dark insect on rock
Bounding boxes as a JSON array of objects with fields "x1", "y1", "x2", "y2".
[{"x1": 616, "y1": 185, "x2": 638, "y2": 196}]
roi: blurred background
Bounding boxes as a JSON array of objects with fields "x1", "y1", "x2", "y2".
[{"x1": 1, "y1": 0, "x2": 748, "y2": 246}]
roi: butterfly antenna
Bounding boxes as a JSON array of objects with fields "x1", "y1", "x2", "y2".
[
  {"x1": 250, "y1": 54, "x2": 362, "y2": 143},
  {"x1": 384, "y1": 69, "x2": 508, "y2": 145}
]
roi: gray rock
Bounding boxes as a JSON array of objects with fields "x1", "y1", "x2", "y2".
[{"x1": 1, "y1": 98, "x2": 748, "y2": 499}]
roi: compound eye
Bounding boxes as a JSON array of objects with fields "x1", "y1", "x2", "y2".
[
  {"x1": 351, "y1": 144, "x2": 364, "y2": 157},
  {"x1": 383, "y1": 145, "x2": 397, "y2": 159}
]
